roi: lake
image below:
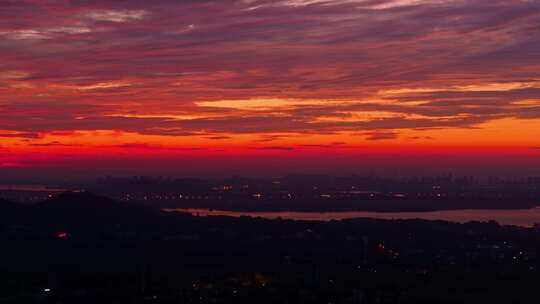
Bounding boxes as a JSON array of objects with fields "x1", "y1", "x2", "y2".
[
  {"x1": 164, "y1": 207, "x2": 540, "y2": 228},
  {"x1": 0, "y1": 184, "x2": 67, "y2": 192}
]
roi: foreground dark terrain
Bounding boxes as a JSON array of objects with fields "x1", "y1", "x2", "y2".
[{"x1": 1, "y1": 192, "x2": 540, "y2": 303}]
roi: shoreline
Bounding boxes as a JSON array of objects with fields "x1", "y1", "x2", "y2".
[
  {"x1": 161, "y1": 203, "x2": 540, "y2": 214},
  {"x1": 164, "y1": 207, "x2": 540, "y2": 228}
]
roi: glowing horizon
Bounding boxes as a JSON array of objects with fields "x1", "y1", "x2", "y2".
[{"x1": 1, "y1": 0, "x2": 540, "y2": 177}]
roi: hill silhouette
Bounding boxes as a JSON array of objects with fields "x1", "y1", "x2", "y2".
[
  {"x1": 0, "y1": 198, "x2": 25, "y2": 223},
  {"x1": 37, "y1": 191, "x2": 122, "y2": 211},
  {"x1": 0, "y1": 197, "x2": 21, "y2": 210},
  {"x1": 32, "y1": 191, "x2": 159, "y2": 226}
]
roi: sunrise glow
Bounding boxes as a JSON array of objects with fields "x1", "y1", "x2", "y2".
[{"x1": 1, "y1": 0, "x2": 539, "y2": 177}]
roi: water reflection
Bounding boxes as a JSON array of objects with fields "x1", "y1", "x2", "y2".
[{"x1": 165, "y1": 207, "x2": 540, "y2": 227}]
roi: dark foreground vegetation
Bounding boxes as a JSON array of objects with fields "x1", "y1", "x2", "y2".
[{"x1": 1, "y1": 192, "x2": 540, "y2": 303}]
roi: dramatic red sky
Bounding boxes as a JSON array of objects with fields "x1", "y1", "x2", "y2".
[{"x1": 1, "y1": 0, "x2": 540, "y2": 178}]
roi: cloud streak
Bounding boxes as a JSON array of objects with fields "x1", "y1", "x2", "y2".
[{"x1": 0, "y1": 0, "x2": 539, "y2": 159}]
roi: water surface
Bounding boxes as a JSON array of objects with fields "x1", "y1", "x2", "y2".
[
  {"x1": 165, "y1": 207, "x2": 540, "y2": 228},
  {"x1": 0, "y1": 184, "x2": 66, "y2": 192}
]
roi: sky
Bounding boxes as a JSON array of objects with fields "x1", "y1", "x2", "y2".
[{"x1": 1, "y1": 0, "x2": 540, "y2": 179}]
